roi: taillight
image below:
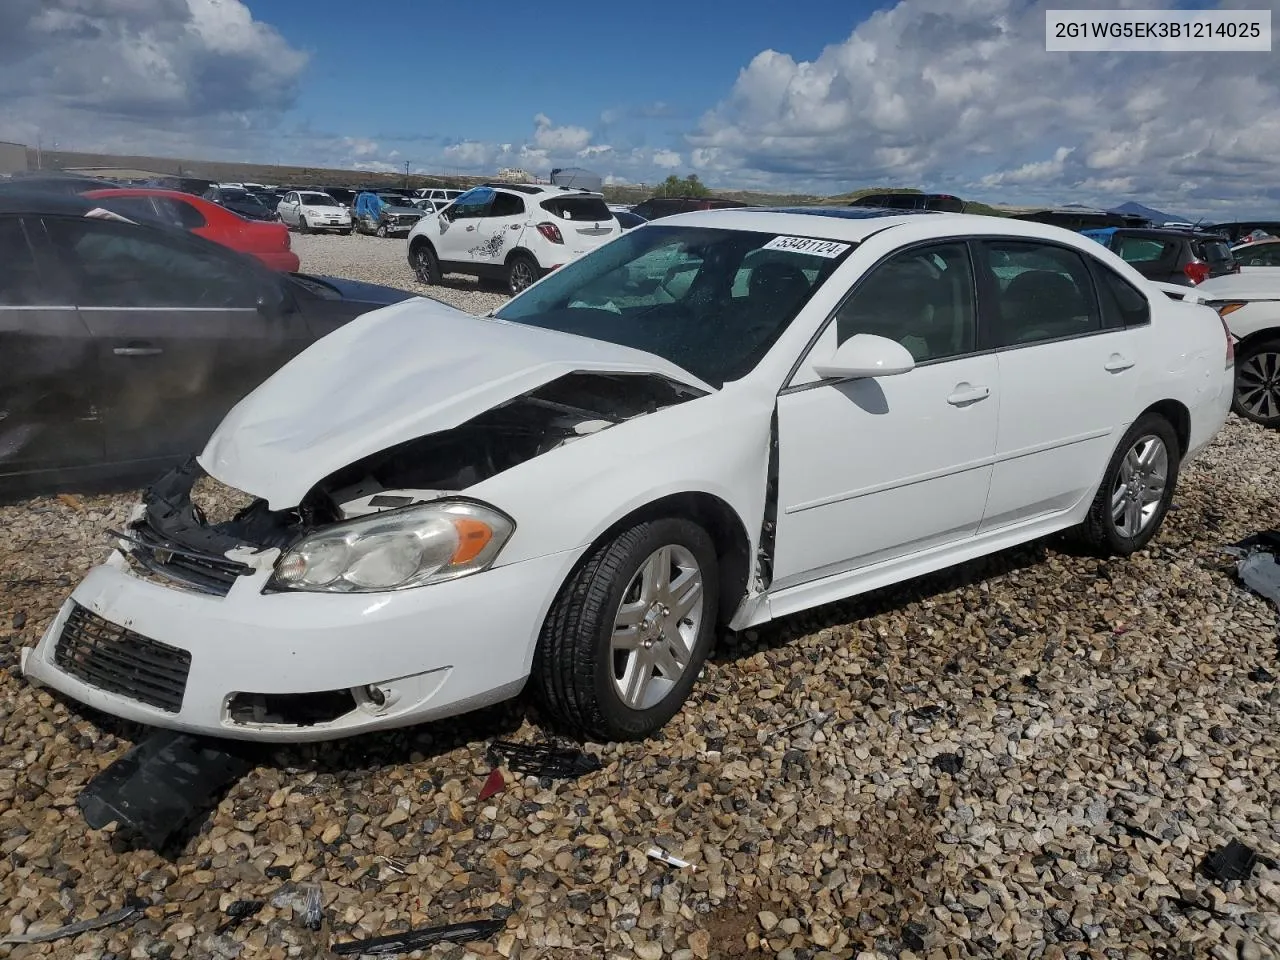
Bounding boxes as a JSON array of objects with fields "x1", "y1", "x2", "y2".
[
  {"x1": 536, "y1": 222, "x2": 563, "y2": 244},
  {"x1": 1183, "y1": 261, "x2": 1210, "y2": 284}
]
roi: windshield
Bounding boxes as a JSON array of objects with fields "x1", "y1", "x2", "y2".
[
  {"x1": 222, "y1": 189, "x2": 262, "y2": 206},
  {"x1": 299, "y1": 193, "x2": 338, "y2": 206},
  {"x1": 378, "y1": 195, "x2": 409, "y2": 206},
  {"x1": 494, "y1": 225, "x2": 852, "y2": 387}
]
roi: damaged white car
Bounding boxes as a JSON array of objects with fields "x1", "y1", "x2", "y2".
[{"x1": 24, "y1": 209, "x2": 1234, "y2": 742}]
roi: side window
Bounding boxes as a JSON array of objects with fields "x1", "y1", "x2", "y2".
[
  {"x1": 44, "y1": 218, "x2": 258, "y2": 309},
  {"x1": 97, "y1": 196, "x2": 162, "y2": 225},
  {"x1": 832, "y1": 242, "x2": 976, "y2": 363},
  {"x1": 488, "y1": 192, "x2": 525, "y2": 217},
  {"x1": 285, "y1": 192, "x2": 296, "y2": 204},
  {"x1": 978, "y1": 241, "x2": 1100, "y2": 349},
  {"x1": 1091, "y1": 263, "x2": 1151, "y2": 328},
  {"x1": 450, "y1": 188, "x2": 494, "y2": 220},
  {"x1": 0, "y1": 218, "x2": 51, "y2": 306},
  {"x1": 1114, "y1": 237, "x2": 1173, "y2": 263},
  {"x1": 152, "y1": 198, "x2": 206, "y2": 230}
]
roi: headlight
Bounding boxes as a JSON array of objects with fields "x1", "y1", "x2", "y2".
[{"x1": 269, "y1": 500, "x2": 514, "y2": 594}]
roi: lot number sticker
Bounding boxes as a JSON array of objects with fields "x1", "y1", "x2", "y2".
[{"x1": 762, "y1": 236, "x2": 851, "y2": 258}]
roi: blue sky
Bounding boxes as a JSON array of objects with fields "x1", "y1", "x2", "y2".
[{"x1": 2, "y1": 0, "x2": 1279, "y2": 217}]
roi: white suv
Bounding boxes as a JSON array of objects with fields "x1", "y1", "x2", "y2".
[
  {"x1": 413, "y1": 188, "x2": 465, "y2": 209},
  {"x1": 406, "y1": 184, "x2": 622, "y2": 294}
]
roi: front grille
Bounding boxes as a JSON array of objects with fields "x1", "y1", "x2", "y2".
[
  {"x1": 117, "y1": 519, "x2": 251, "y2": 597},
  {"x1": 54, "y1": 604, "x2": 190, "y2": 713},
  {"x1": 394, "y1": 215, "x2": 416, "y2": 226}
]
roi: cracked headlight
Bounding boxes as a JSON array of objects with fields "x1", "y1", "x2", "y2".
[{"x1": 269, "y1": 501, "x2": 514, "y2": 593}]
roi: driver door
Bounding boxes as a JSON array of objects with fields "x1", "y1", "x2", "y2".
[
  {"x1": 433, "y1": 187, "x2": 494, "y2": 267},
  {"x1": 770, "y1": 241, "x2": 999, "y2": 591}
]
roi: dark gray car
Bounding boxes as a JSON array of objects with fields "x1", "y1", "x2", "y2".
[{"x1": 0, "y1": 193, "x2": 417, "y2": 499}]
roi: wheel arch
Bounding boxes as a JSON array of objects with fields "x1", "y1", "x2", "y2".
[
  {"x1": 504, "y1": 246, "x2": 539, "y2": 267},
  {"x1": 1138, "y1": 399, "x2": 1190, "y2": 457},
  {"x1": 1233, "y1": 326, "x2": 1280, "y2": 357},
  {"x1": 556, "y1": 491, "x2": 752, "y2": 628}
]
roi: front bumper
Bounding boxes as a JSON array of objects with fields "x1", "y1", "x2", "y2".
[{"x1": 23, "y1": 545, "x2": 578, "y2": 741}]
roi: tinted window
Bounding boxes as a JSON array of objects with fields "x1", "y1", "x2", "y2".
[
  {"x1": 1237, "y1": 243, "x2": 1280, "y2": 267},
  {"x1": 980, "y1": 241, "x2": 1100, "y2": 348},
  {"x1": 1092, "y1": 264, "x2": 1151, "y2": 328},
  {"x1": 45, "y1": 218, "x2": 259, "y2": 309},
  {"x1": 489, "y1": 192, "x2": 525, "y2": 217},
  {"x1": 97, "y1": 196, "x2": 164, "y2": 225},
  {"x1": 542, "y1": 196, "x2": 612, "y2": 221},
  {"x1": 449, "y1": 187, "x2": 493, "y2": 220},
  {"x1": 154, "y1": 198, "x2": 206, "y2": 230},
  {"x1": 299, "y1": 192, "x2": 338, "y2": 206},
  {"x1": 1114, "y1": 236, "x2": 1174, "y2": 263},
  {"x1": 0, "y1": 217, "x2": 50, "y2": 306},
  {"x1": 495, "y1": 225, "x2": 849, "y2": 386},
  {"x1": 1196, "y1": 239, "x2": 1234, "y2": 265},
  {"x1": 833, "y1": 242, "x2": 976, "y2": 363}
]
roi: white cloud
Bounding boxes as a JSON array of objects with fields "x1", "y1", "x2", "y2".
[
  {"x1": 532, "y1": 113, "x2": 592, "y2": 153},
  {"x1": 690, "y1": 0, "x2": 1280, "y2": 212},
  {"x1": 652, "y1": 149, "x2": 682, "y2": 169},
  {"x1": 577, "y1": 144, "x2": 613, "y2": 158}
]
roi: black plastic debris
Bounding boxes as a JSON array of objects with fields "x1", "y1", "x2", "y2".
[
  {"x1": 0, "y1": 900, "x2": 142, "y2": 946},
  {"x1": 909, "y1": 705, "x2": 943, "y2": 721},
  {"x1": 486, "y1": 740, "x2": 601, "y2": 780},
  {"x1": 1162, "y1": 894, "x2": 1230, "y2": 921},
  {"x1": 931, "y1": 752, "x2": 964, "y2": 775},
  {"x1": 331, "y1": 917, "x2": 505, "y2": 955},
  {"x1": 215, "y1": 899, "x2": 264, "y2": 935},
  {"x1": 1248, "y1": 665, "x2": 1276, "y2": 683},
  {"x1": 302, "y1": 886, "x2": 324, "y2": 931},
  {"x1": 77, "y1": 730, "x2": 258, "y2": 851},
  {"x1": 1201, "y1": 840, "x2": 1277, "y2": 883}
]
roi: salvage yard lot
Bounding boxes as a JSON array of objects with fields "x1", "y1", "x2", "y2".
[{"x1": 1, "y1": 234, "x2": 1278, "y2": 960}]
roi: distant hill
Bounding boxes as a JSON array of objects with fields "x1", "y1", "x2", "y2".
[{"x1": 1112, "y1": 201, "x2": 1191, "y2": 225}]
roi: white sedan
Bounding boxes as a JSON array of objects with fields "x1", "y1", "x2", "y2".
[
  {"x1": 1196, "y1": 272, "x2": 1280, "y2": 425},
  {"x1": 1232, "y1": 238, "x2": 1280, "y2": 274},
  {"x1": 276, "y1": 190, "x2": 353, "y2": 234},
  {"x1": 23, "y1": 210, "x2": 1233, "y2": 742}
]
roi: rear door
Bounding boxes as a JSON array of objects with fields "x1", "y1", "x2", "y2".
[
  {"x1": 279, "y1": 192, "x2": 300, "y2": 226},
  {"x1": 536, "y1": 195, "x2": 620, "y2": 262},
  {"x1": 42, "y1": 216, "x2": 312, "y2": 466},
  {"x1": 0, "y1": 215, "x2": 103, "y2": 479}
]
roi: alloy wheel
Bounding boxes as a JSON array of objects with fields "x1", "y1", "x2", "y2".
[
  {"x1": 609, "y1": 545, "x2": 704, "y2": 710},
  {"x1": 1236, "y1": 350, "x2": 1280, "y2": 420},
  {"x1": 1110, "y1": 434, "x2": 1168, "y2": 538},
  {"x1": 510, "y1": 260, "x2": 536, "y2": 293}
]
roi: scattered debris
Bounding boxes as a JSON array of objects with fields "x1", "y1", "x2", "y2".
[
  {"x1": 57, "y1": 493, "x2": 84, "y2": 511},
  {"x1": 0, "y1": 902, "x2": 141, "y2": 945},
  {"x1": 770, "y1": 709, "x2": 831, "y2": 736},
  {"x1": 477, "y1": 768, "x2": 505, "y2": 801},
  {"x1": 1201, "y1": 840, "x2": 1277, "y2": 883},
  {"x1": 331, "y1": 917, "x2": 506, "y2": 955},
  {"x1": 376, "y1": 855, "x2": 407, "y2": 875},
  {"x1": 1114, "y1": 820, "x2": 1163, "y2": 844},
  {"x1": 646, "y1": 846, "x2": 695, "y2": 870},
  {"x1": 302, "y1": 885, "x2": 324, "y2": 931},
  {"x1": 909, "y1": 705, "x2": 944, "y2": 721},
  {"x1": 1247, "y1": 665, "x2": 1276, "y2": 683},
  {"x1": 931, "y1": 752, "x2": 964, "y2": 775},
  {"x1": 77, "y1": 730, "x2": 259, "y2": 851},
  {"x1": 1162, "y1": 894, "x2": 1231, "y2": 921},
  {"x1": 1225, "y1": 532, "x2": 1280, "y2": 610},
  {"x1": 215, "y1": 899, "x2": 264, "y2": 935},
  {"x1": 486, "y1": 740, "x2": 601, "y2": 780}
]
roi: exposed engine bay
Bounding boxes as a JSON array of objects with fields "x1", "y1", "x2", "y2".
[{"x1": 116, "y1": 372, "x2": 705, "y2": 592}]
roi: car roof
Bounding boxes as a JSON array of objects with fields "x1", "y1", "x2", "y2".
[
  {"x1": 654, "y1": 207, "x2": 1128, "y2": 245},
  {"x1": 83, "y1": 187, "x2": 204, "y2": 201},
  {"x1": 479, "y1": 182, "x2": 605, "y2": 198},
  {"x1": 0, "y1": 190, "x2": 99, "y2": 216}
]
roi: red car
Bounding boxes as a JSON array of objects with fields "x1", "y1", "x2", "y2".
[{"x1": 82, "y1": 188, "x2": 300, "y2": 272}]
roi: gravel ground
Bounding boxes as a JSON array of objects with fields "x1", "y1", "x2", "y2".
[
  {"x1": 292, "y1": 232, "x2": 510, "y2": 316},
  {"x1": 0, "y1": 234, "x2": 1278, "y2": 959}
]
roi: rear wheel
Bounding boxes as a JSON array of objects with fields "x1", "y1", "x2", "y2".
[
  {"x1": 532, "y1": 518, "x2": 718, "y2": 741},
  {"x1": 506, "y1": 253, "x2": 540, "y2": 296},
  {"x1": 1233, "y1": 338, "x2": 1280, "y2": 426},
  {"x1": 1077, "y1": 413, "x2": 1180, "y2": 556},
  {"x1": 411, "y1": 242, "x2": 440, "y2": 284}
]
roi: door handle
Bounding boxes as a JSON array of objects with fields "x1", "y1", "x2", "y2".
[
  {"x1": 1104, "y1": 354, "x2": 1135, "y2": 373},
  {"x1": 947, "y1": 384, "x2": 990, "y2": 406},
  {"x1": 113, "y1": 346, "x2": 163, "y2": 357},
  {"x1": 466, "y1": 225, "x2": 475, "y2": 231}
]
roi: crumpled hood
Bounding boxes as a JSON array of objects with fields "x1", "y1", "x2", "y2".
[{"x1": 199, "y1": 297, "x2": 712, "y2": 508}]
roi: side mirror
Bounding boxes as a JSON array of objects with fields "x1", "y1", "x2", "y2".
[
  {"x1": 256, "y1": 286, "x2": 287, "y2": 315},
  {"x1": 812, "y1": 334, "x2": 915, "y2": 380}
]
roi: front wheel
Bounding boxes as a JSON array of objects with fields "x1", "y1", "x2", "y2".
[
  {"x1": 298, "y1": 218, "x2": 310, "y2": 235},
  {"x1": 506, "y1": 253, "x2": 541, "y2": 296},
  {"x1": 532, "y1": 518, "x2": 719, "y2": 741},
  {"x1": 376, "y1": 223, "x2": 388, "y2": 238},
  {"x1": 1077, "y1": 413, "x2": 1180, "y2": 555},
  {"x1": 1232, "y1": 338, "x2": 1280, "y2": 426},
  {"x1": 411, "y1": 243, "x2": 440, "y2": 284}
]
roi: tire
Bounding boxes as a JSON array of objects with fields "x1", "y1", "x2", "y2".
[
  {"x1": 298, "y1": 218, "x2": 310, "y2": 235},
  {"x1": 1077, "y1": 413, "x2": 1181, "y2": 556},
  {"x1": 376, "y1": 223, "x2": 388, "y2": 239},
  {"x1": 532, "y1": 518, "x2": 719, "y2": 741},
  {"x1": 343, "y1": 228, "x2": 353, "y2": 236},
  {"x1": 506, "y1": 253, "x2": 541, "y2": 296},
  {"x1": 411, "y1": 242, "x2": 441, "y2": 284},
  {"x1": 1232, "y1": 337, "x2": 1280, "y2": 426}
]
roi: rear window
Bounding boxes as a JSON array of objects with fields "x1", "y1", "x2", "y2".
[
  {"x1": 1113, "y1": 237, "x2": 1174, "y2": 263},
  {"x1": 1197, "y1": 240, "x2": 1234, "y2": 263},
  {"x1": 541, "y1": 196, "x2": 612, "y2": 221}
]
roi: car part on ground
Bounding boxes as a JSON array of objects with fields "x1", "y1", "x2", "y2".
[
  {"x1": 23, "y1": 208, "x2": 1233, "y2": 742},
  {"x1": 331, "y1": 917, "x2": 506, "y2": 955}
]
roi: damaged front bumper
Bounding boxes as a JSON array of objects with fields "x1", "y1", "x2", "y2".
[{"x1": 22, "y1": 466, "x2": 578, "y2": 742}]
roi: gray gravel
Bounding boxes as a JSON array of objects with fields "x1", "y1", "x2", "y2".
[
  {"x1": 0, "y1": 236, "x2": 1278, "y2": 959},
  {"x1": 292, "y1": 231, "x2": 509, "y2": 316}
]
